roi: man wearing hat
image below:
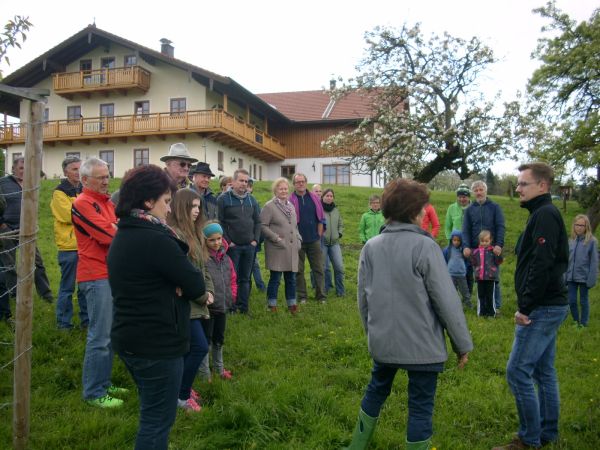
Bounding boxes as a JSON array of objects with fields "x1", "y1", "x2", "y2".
[
  {"x1": 444, "y1": 184, "x2": 471, "y2": 240},
  {"x1": 191, "y1": 162, "x2": 218, "y2": 220},
  {"x1": 160, "y1": 143, "x2": 198, "y2": 190}
]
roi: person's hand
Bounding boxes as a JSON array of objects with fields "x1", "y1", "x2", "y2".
[
  {"x1": 175, "y1": 287, "x2": 182, "y2": 297},
  {"x1": 457, "y1": 352, "x2": 469, "y2": 369},
  {"x1": 250, "y1": 240, "x2": 257, "y2": 247},
  {"x1": 276, "y1": 236, "x2": 283, "y2": 242},
  {"x1": 493, "y1": 245, "x2": 502, "y2": 256},
  {"x1": 515, "y1": 311, "x2": 531, "y2": 326},
  {"x1": 206, "y1": 293, "x2": 214, "y2": 305},
  {"x1": 463, "y1": 248, "x2": 472, "y2": 258}
]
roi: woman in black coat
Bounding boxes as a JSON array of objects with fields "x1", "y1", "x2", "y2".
[{"x1": 108, "y1": 165, "x2": 205, "y2": 450}]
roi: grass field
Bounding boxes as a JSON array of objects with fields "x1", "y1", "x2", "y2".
[{"x1": 1, "y1": 179, "x2": 599, "y2": 449}]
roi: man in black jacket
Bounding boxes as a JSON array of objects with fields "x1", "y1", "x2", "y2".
[{"x1": 493, "y1": 162, "x2": 569, "y2": 450}]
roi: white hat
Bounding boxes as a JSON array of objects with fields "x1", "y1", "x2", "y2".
[{"x1": 160, "y1": 143, "x2": 198, "y2": 163}]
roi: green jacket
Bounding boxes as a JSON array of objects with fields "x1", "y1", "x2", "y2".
[
  {"x1": 359, "y1": 209, "x2": 385, "y2": 244},
  {"x1": 324, "y1": 206, "x2": 344, "y2": 246},
  {"x1": 444, "y1": 202, "x2": 467, "y2": 240}
]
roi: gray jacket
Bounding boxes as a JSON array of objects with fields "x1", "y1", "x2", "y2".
[
  {"x1": 260, "y1": 198, "x2": 301, "y2": 272},
  {"x1": 358, "y1": 221, "x2": 473, "y2": 365},
  {"x1": 323, "y1": 206, "x2": 344, "y2": 246}
]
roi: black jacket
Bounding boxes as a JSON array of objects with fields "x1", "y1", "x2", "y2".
[
  {"x1": 514, "y1": 193, "x2": 568, "y2": 315},
  {"x1": 217, "y1": 191, "x2": 261, "y2": 245},
  {"x1": 0, "y1": 175, "x2": 22, "y2": 229},
  {"x1": 108, "y1": 216, "x2": 206, "y2": 359}
]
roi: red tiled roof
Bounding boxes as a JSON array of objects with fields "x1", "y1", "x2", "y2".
[{"x1": 257, "y1": 90, "x2": 375, "y2": 122}]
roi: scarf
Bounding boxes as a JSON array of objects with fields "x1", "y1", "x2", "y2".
[
  {"x1": 274, "y1": 197, "x2": 294, "y2": 218},
  {"x1": 130, "y1": 208, "x2": 178, "y2": 238},
  {"x1": 288, "y1": 191, "x2": 325, "y2": 224},
  {"x1": 322, "y1": 202, "x2": 336, "y2": 212}
]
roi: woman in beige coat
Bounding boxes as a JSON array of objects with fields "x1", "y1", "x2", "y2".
[{"x1": 260, "y1": 177, "x2": 301, "y2": 314}]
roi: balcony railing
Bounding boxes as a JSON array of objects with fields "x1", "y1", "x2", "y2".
[
  {"x1": 0, "y1": 109, "x2": 285, "y2": 161},
  {"x1": 52, "y1": 65, "x2": 151, "y2": 95}
]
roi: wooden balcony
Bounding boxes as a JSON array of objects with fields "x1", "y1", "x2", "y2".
[
  {"x1": 0, "y1": 109, "x2": 286, "y2": 161},
  {"x1": 52, "y1": 66, "x2": 151, "y2": 97}
]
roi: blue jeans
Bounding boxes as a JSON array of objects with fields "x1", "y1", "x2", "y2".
[
  {"x1": 361, "y1": 361, "x2": 438, "y2": 442},
  {"x1": 56, "y1": 251, "x2": 88, "y2": 329},
  {"x1": 228, "y1": 244, "x2": 255, "y2": 313},
  {"x1": 322, "y1": 243, "x2": 345, "y2": 296},
  {"x1": 506, "y1": 305, "x2": 569, "y2": 447},
  {"x1": 80, "y1": 279, "x2": 114, "y2": 400},
  {"x1": 568, "y1": 282, "x2": 589, "y2": 326},
  {"x1": 252, "y1": 248, "x2": 265, "y2": 290},
  {"x1": 120, "y1": 354, "x2": 183, "y2": 450},
  {"x1": 267, "y1": 271, "x2": 296, "y2": 307},
  {"x1": 179, "y1": 319, "x2": 208, "y2": 400}
]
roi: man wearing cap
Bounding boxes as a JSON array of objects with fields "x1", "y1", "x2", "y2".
[
  {"x1": 160, "y1": 143, "x2": 198, "y2": 190},
  {"x1": 190, "y1": 162, "x2": 218, "y2": 221},
  {"x1": 445, "y1": 184, "x2": 471, "y2": 239},
  {"x1": 50, "y1": 156, "x2": 88, "y2": 330}
]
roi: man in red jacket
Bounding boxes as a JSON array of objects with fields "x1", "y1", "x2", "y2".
[{"x1": 72, "y1": 157, "x2": 124, "y2": 408}]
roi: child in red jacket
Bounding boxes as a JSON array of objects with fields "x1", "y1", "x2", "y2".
[{"x1": 471, "y1": 230, "x2": 503, "y2": 317}]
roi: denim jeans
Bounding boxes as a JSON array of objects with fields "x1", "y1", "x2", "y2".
[
  {"x1": 568, "y1": 282, "x2": 589, "y2": 326},
  {"x1": 267, "y1": 271, "x2": 296, "y2": 307},
  {"x1": 228, "y1": 243, "x2": 255, "y2": 313},
  {"x1": 80, "y1": 279, "x2": 114, "y2": 400},
  {"x1": 252, "y1": 247, "x2": 265, "y2": 290},
  {"x1": 56, "y1": 251, "x2": 88, "y2": 329},
  {"x1": 297, "y1": 240, "x2": 326, "y2": 301},
  {"x1": 361, "y1": 361, "x2": 438, "y2": 442},
  {"x1": 120, "y1": 354, "x2": 183, "y2": 450},
  {"x1": 179, "y1": 319, "x2": 208, "y2": 400},
  {"x1": 506, "y1": 305, "x2": 569, "y2": 447},
  {"x1": 0, "y1": 269, "x2": 10, "y2": 319},
  {"x1": 322, "y1": 243, "x2": 345, "y2": 296}
]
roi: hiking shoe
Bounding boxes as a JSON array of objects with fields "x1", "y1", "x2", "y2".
[
  {"x1": 41, "y1": 292, "x2": 54, "y2": 303},
  {"x1": 107, "y1": 385, "x2": 129, "y2": 396},
  {"x1": 190, "y1": 389, "x2": 201, "y2": 402},
  {"x1": 220, "y1": 369, "x2": 232, "y2": 380},
  {"x1": 178, "y1": 397, "x2": 201, "y2": 412},
  {"x1": 86, "y1": 394, "x2": 123, "y2": 408},
  {"x1": 492, "y1": 436, "x2": 540, "y2": 449},
  {"x1": 268, "y1": 305, "x2": 278, "y2": 312},
  {"x1": 288, "y1": 304, "x2": 298, "y2": 315}
]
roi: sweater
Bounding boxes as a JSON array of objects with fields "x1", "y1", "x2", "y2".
[
  {"x1": 109, "y1": 216, "x2": 206, "y2": 359},
  {"x1": 514, "y1": 193, "x2": 568, "y2": 315},
  {"x1": 217, "y1": 191, "x2": 261, "y2": 245},
  {"x1": 71, "y1": 188, "x2": 116, "y2": 282}
]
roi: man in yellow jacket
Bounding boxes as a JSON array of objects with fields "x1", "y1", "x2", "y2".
[{"x1": 50, "y1": 156, "x2": 88, "y2": 330}]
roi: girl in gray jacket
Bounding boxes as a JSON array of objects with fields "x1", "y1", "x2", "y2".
[{"x1": 346, "y1": 179, "x2": 473, "y2": 450}]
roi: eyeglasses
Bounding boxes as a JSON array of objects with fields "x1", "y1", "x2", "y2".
[
  {"x1": 516, "y1": 181, "x2": 540, "y2": 188},
  {"x1": 178, "y1": 161, "x2": 193, "y2": 169},
  {"x1": 294, "y1": 180, "x2": 306, "y2": 185}
]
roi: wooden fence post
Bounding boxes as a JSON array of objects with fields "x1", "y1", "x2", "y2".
[{"x1": 13, "y1": 99, "x2": 43, "y2": 450}]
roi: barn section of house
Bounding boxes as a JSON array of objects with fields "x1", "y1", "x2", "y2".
[{"x1": 0, "y1": 25, "x2": 384, "y2": 187}]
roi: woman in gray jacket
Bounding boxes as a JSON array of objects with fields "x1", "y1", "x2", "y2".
[
  {"x1": 260, "y1": 177, "x2": 301, "y2": 314},
  {"x1": 346, "y1": 178, "x2": 473, "y2": 450}
]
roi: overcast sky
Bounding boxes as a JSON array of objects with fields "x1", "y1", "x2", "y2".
[{"x1": 1, "y1": 0, "x2": 596, "y2": 173}]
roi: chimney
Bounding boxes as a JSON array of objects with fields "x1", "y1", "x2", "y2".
[
  {"x1": 160, "y1": 38, "x2": 174, "y2": 57},
  {"x1": 330, "y1": 79, "x2": 336, "y2": 90}
]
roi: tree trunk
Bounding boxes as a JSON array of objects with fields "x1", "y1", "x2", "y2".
[
  {"x1": 413, "y1": 143, "x2": 464, "y2": 183},
  {"x1": 587, "y1": 194, "x2": 600, "y2": 232}
]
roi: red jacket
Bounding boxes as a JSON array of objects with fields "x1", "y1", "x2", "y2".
[
  {"x1": 421, "y1": 203, "x2": 440, "y2": 238},
  {"x1": 72, "y1": 188, "x2": 117, "y2": 282}
]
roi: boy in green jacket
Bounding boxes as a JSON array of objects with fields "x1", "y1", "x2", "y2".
[{"x1": 359, "y1": 195, "x2": 385, "y2": 244}]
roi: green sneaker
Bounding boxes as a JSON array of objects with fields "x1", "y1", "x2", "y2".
[
  {"x1": 86, "y1": 394, "x2": 123, "y2": 408},
  {"x1": 107, "y1": 385, "x2": 129, "y2": 395}
]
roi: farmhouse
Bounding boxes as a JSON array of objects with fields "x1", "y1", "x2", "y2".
[{"x1": 0, "y1": 25, "x2": 385, "y2": 187}]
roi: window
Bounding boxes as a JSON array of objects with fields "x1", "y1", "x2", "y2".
[
  {"x1": 100, "y1": 57, "x2": 115, "y2": 69},
  {"x1": 170, "y1": 98, "x2": 186, "y2": 115},
  {"x1": 66, "y1": 151, "x2": 81, "y2": 159},
  {"x1": 281, "y1": 165, "x2": 295, "y2": 179},
  {"x1": 99, "y1": 150, "x2": 114, "y2": 177},
  {"x1": 124, "y1": 55, "x2": 137, "y2": 66},
  {"x1": 323, "y1": 164, "x2": 351, "y2": 185},
  {"x1": 218, "y1": 151, "x2": 224, "y2": 171},
  {"x1": 12, "y1": 153, "x2": 23, "y2": 162},
  {"x1": 253, "y1": 164, "x2": 257, "y2": 179},
  {"x1": 99, "y1": 104, "x2": 114, "y2": 133},
  {"x1": 67, "y1": 105, "x2": 81, "y2": 122},
  {"x1": 80, "y1": 59, "x2": 92, "y2": 72},
  {"x1": 238, "y1": 158, "x2": 244, "y2": 169},
  {"x1": 43, "y1": 108, "x2": 49, "y2": 122},
  {"x1": 134, "y1": 148, "x2": 149, "y2": 167},
  {"x1": 259, "y1": 165, "x2": 263, "y2": 181},
  {"x1": 134, "y1": 101, "x2": 149, "y2": 116}
]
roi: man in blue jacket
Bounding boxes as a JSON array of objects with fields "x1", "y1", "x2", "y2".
[
  {"x1": 462, "y1": 180, "x2": 505, "y2": 312},
  {"x1": 493, "y1": 162, "x2": 568, "y2": 450}
]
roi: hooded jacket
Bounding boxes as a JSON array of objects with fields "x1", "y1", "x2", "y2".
[
  {"x1": 50, "y1": 179, "x2": 82, "y2": 251},
  {"x1": 566, "y1": 235, "x2": 598, "y2": 288}
]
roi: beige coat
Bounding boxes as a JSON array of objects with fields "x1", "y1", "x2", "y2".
[{"x1": 260, "y1": 198, "x2": 301, "y2": 272}]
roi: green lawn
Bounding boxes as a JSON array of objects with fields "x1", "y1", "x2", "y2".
[{"x1": 1, "y1": 179, "x2": 599, "y2": 449}]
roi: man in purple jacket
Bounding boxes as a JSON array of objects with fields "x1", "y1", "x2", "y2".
[{"x1": 290, "y1": 173, "x2": 326, "y2": 303}]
